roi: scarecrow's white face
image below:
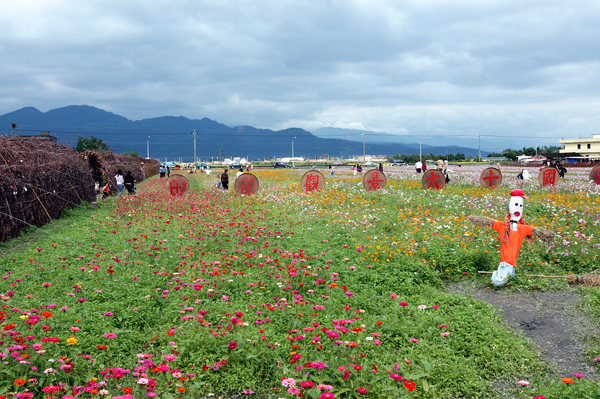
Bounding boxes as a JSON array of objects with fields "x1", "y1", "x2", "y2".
[{"x1": 508, "y1": 196, "x2": 524, "y2": 223}]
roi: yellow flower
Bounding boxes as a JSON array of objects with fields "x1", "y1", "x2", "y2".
[{"x1": 66, "y1": 337, "x2": 77, "y2": 345}]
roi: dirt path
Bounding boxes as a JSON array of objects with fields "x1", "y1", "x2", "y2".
[{"x1": 447, "y1": 282, "x2": 599, "y2": 381}]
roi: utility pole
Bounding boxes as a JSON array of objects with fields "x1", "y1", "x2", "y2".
[
  {"x1": 362, "y1": 133, "x2": 366, "y2": 167},
  {"x1": 219, "y1": 149, "x2": 221, "y2": 162},
  {"x1": 478, "y1": 134, "x2": 481, "y2": 164},
  {"x1": 191, "y1": 129, "x2": 198, "y2": 164},
  {"x1": 292, "y1": 136, "x2": 296, "y2": 168},
  {"x1": 146, "y1": 136, "x2": 150, "y2": 159}
]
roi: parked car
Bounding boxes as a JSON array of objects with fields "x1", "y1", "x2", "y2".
[
  {"x1": 229, "y1": 164, "x2": 243, "y2": 169},
  {"x1": 390, "y1": 161, "x2": 405, "y2": 166},
  {"x1": 273, "y1": 162, "x2": 291, "y2": 168}
]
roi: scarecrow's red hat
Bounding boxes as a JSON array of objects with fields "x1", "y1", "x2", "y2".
[{"x1": 510, "y1": 189, "x2": 528, "y2": 199}]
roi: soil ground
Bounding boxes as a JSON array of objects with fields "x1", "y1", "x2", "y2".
[{"x1": 448, "y1": 282, "x2": 599, "y2": 386}]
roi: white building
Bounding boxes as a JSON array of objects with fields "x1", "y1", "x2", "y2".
[{"x1": 559, "y1": 135, "x2": 600, "y2": 159}]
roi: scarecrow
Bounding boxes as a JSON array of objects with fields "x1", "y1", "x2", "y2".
[{"x1": 467, "y1": 189, "x2": 555, "y2": 286}]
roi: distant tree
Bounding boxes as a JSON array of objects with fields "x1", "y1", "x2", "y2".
[
  {"x1": 75, "y1": 135, "x2": 110, "y2": 152},
  {"x1": 128, "y1": 151, "x2": 141, "y2": 158}
]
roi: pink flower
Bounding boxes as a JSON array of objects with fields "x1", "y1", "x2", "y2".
[
  {"x1": 409, "y1": 338, "x2": 419, "y2": 343},
  {"x1": 517, "y1": 380, "x2": 529, "y2": 386},
  {"x1": 318, "y1": 394, "x2": 335, "y2": 399},
  {"x1": 228, "y1": 342, "x2": 238, "y2": 350},
  {"x1": 399, "y1": 302, "x2": 409, "y2": 307},
  {"x1": 356, "y1": 387, "x2": 368, "y2": 394},
  {"x1": 103, "y1": 332, "x2": 117, "y2": 339},
  {"x1": 389, "y1": 293, "x2": 397, "y2": 299},
  {"x1": 281, "y1": 377, "x2": 296, "y2": 387},
  {"x1": 345, "y1": 292, "x2": 353, "y2": 297},
  {"x1": 440, "y1": 332, "x2": 450, "y2": 337},
  {"x1": 573, "y1": 373, "x2": 584, "y2": 379}
]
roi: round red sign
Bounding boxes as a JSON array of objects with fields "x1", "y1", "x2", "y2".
[
  {"x1": 234, "y1": 173, "x2": 260, "y2": 195},
  {"x1": 362, "y1": 169, "x2": 387, "y2": 191}
]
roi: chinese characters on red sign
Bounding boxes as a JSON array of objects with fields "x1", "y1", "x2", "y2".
[
  {"x1": 541, "y1": 168, "x2": 557, "y2": 187},
  {"x1": 235, "y1": 174, "x2": 259, "y2": 195},
  {"x1": 363, "y1": 170, "x2": 386, "y2": 191}
]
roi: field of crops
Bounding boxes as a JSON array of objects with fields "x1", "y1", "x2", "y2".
[{"x1": 1, "y1": 165, "x2": 600, "y2": 398}]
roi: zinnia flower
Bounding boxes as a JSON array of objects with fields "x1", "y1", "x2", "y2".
[
  {"x1": 281, "y1": 377, "x2": 296, "y2": 387},
  {"x1": 517, "y1": 380, "x2": 529, "y2": 386},
  {"x1": 561, "y1": 377, "x2": 574, "y2": 384},
  {"x1": 66, "y1": 337, "x2": 77, "y2": 345},
  {"x1": 356, "y1": 387, "x2": 368, "y2": 394},
  {"x1": 228, "y1": 342, "x2": 238, "y2": 350}
]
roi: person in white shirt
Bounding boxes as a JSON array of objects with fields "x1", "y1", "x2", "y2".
[
  {"x1": 415, "y1": 161, "x2": 422, "y2": 173},
  {"x1": 115, "y1": 169, "x2": 125, "y2": 196},
  {"x1": 236, "y1": 168, "x2": 244, "y2": 178}
]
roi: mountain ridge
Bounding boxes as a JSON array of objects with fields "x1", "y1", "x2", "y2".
[{"x1": 0, "y1": 105, "x2": 482, "y2": 161}]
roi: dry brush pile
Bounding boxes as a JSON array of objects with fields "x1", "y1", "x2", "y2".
[
  {"x1": 0, "y1": 138, "x2": 160, "y2": 243},
  {"x1": 0, "y1": 137, "x2": 96, "y2": 242}
]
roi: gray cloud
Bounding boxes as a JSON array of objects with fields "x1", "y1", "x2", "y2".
[{"x1": 1, "y1": 0, "x2": 600, "y2": 149}]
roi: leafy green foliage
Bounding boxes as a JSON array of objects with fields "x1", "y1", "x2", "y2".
[{"x1": 74, "y1": 134, "x2": 110, "y2": 152}]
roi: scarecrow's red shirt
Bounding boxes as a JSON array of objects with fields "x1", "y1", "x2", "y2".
[{"x1": 492, "y1": 220, "x2": 533, "y2": 267}]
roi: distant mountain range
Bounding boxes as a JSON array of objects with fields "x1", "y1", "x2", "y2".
[{"x1": 0, "y1": 105, "x2": 484, "y2": 161}]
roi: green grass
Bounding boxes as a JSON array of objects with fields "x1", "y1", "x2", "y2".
[{"x1": 0, "y1": 171, "x2": 598, "y2": 398}]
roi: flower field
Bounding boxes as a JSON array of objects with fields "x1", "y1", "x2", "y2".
[{"x1": 2, "y1": 165, "x2": 600, "y2": 398}]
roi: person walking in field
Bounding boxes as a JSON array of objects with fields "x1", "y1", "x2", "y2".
[
  {"x1": 415, "y1": 161, "x2": 422, "y2": 173},
  {"x1": 124, "y1": 171, "x2": 136, "y2": 195},
  {"x1": 115, "y1": 169, "x2": 125, "y2": 196},
  {"x1": 221, "y1": 169, "x2": 229, "y2": 190}
]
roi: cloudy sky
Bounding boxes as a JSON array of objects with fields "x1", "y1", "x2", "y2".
[{"x1": 2, "y1": 0, "x2": 600, "y2": 149}]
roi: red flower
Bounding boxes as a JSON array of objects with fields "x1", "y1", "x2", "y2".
[
  {"x1": 96, "y1": 345, "x2": 107, "y2": 350},
  {"x1": 404, "y1": 381, "x2": 416, "y2": 391},
  {"x1": 354, "y1": 365, "x2": 362, "y2": 371},
  {"x1": 356, "y1": 387, "x2": 368, "y2": 394},
  {"x1": 228, "y1": 342, "x2": 238, "y2": 350},
  {"x1": 123, "y1": 387, "x2": 132, "y2": 394}
]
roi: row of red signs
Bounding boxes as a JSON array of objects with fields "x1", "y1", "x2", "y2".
[{"x1": 162, "y1": 166, "x2": 599, "y2": 196}]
